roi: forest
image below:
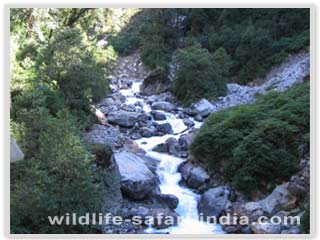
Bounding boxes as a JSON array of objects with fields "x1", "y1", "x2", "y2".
[{"x1": 10, "y1": 8, "x2": 310, "y2": 234}]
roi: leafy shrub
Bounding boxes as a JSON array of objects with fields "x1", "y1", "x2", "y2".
[
  {"x1": 36, "y1": 28, "x2": 109, "y2": 123},
  {"x1": 172, "y1": 45, "x2": 228, "y2": 105},
  {"x1": 11, "y1": 111, "x2": 101, "y2": 233},
  {"x1": 190, "y1": 82, "x2": 309, "y2": 195},
  {"x1": 88, "y1": 142, "x2": 113, "y2": 168},
  {"x1": 112, "y1": 8, "x2": 309, "y2": 84}
]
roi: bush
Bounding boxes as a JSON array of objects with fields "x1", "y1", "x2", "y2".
[
  {"x1": 172, "y1": 45, "x2": 227, "y2": 105},
  {"x1": 88, "y1": 142, "x2": 113, "y2": 168},
  {"x1": 112, "y1": 9, "x2": 309, "y2": 84},
  {"x1": 190, "y1": 82, "x2": 309, "y2": 195},
  {"x1": 36, "y1": 28, "x2": 109, "y2": 124},
  {"x1": 11, "y1": 111, "x2": 102, "y2": 233}
]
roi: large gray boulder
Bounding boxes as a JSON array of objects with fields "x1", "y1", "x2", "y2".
[
  {"x1": 151, "y1": 101, "x2": 176, "y2": 112},
  {"x1": 190, "y1": 99, "x2": 215, "y2": 117},
  {"x1": 188, "y1": 167, "x2": 210, "y2": 189},
  {"x1": 178, "y1": 132, "x2": 196, "y2": 151},
  {"x1": 156, "y1": 123, "x2": 173, "y2": 135},
  {"x1": 140, "y1": 68, "x2": 170, "y2": 96},
  {"x1": 153, "y1": 193, "x2": 179, "y2": 209},
  {"x1": 150, "y1": 110, "x2": 166, "y2": 120},
  {"x1": 113, "y1": 152, "x2": 158, "y2": 200},
  {"x1": 10, "y1": 137, "x2": 24, "y2": 162},
  {"x1": 251, "y1": 221, "x2": 281, "y2": 234},
  {"x1": 107, "y1": 111, "x2": 142, "y2": 128},
  {"x1": 198, "y1": 186, "x2": 231, "y2": 219},
  {"x1": 178, "y1": 161, "x2": 209, "y2": 189},
  {"x1": 165, "y1": 137, "x2": 181, "y2": 157},
  {"x1": 259, "y1": 183, "x2": 297, "y2": 215}
]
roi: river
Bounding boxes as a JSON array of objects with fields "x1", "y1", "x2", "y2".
[{"x1": 119, "y1": 81, "x2": 224, "y2": 234}]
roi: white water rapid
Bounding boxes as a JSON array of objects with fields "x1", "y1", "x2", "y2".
[{"x1": 120, "y1": 81, "x2": 224, "y2": 234}]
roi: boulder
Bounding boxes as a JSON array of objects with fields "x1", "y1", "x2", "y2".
[
  {"x1": 178, "y1": 161, "x2": 194, "y2": 182},
  {"x1": 251, "y1": 221, "x2": 281, "y2": 234},
  {"x1": 259, "y1": 183, "x2": 297, "y2": 215},
  {"x1": 113, "y1": 152, "x2": 158, "y2": 200},
  {"x1": 281, "y1": 226, "x2": 300, "y2": 234},
  {"x1": 194, "y1": 115, "x2": 203, "y2": 122},
  {"x1": 157, "y1": 123, "x2": 173, "y2": 135},
  {"x1": 151, "y1": 101, "x2": 176, "y2": 112},
  {"x1": 187, "y1": 167, "x2": 210, "y2": 188},
  {"x1": 153, "y1": 194, "x2": 179, "y2": 209},
  {"x1": 183, "y1": 118, "x2": 195, "y2": 127},
  {"x1": 140, "y1": 68, "x2": 170, "y2": 96},
  {"x1": 150, "y1": 208, "x2": 179, "y2": 229},
  {"x1": 125, "y1": 140, "x2": 145, "y2": 154},
  {"x1": 178, "y1": 133, "x2": 195, "y2": 151},
  {"x1": 10, "y1": 137, "x2": 24, "y2": 162},
  {"x1": 150, "y1": 110, "x2": 167, "y2": 121},
  {"x1": 198, "y1": 187, "x2": 230, "y2": 219},
  {"x1": 107, "y1": 111, "x2": 142, "y2": 128},
  {"x1": 140, "y1": 127, "x2": 155, "y2": 138},
  {"x1": 178, "y1": 161, "x2": 209, "y2": 189},
  {"x1": 165, "y1": 137, "x2": 181, "y2": 157},
  {"x1": 190, "y1": 99, "x2": 214, "y2": 117},
  {"x1": 152, "y1": 143, "x2": 169, "y2": 153},
  {"x1": 94, "y1": 107, "x2": 106, "y2": 125}
]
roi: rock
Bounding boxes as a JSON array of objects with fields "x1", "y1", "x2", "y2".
[
  {"x1": 187, "y1": 167, "x2": 209, "y2": 188},
  {"x1": 198, "y1": 187, "x2": 230, "y2": 219},
  {"x1": 180, "y1": 152, "x2": 188, "y2": 158},
  {"x1": 251, "y1": 221, "x2": 281, "y2": 234},
  {"x1": 287, "y1": 176, "x2": 306, "y2": 196},
  {"x1": 281, "y1": 226, "x2": 300, "y2": 234},
  {"x1": 178, "y1": 161, "x2": 194, "y2": 182},
  {"x1": 10, "y1": 137, "x2": 24, "y2": 162},
  {"x1": 83, "y1": 124, "x2": 124, "y2": 150},
  {"x1": 153, "y1": 194, "x2": 179, "y2": 209},
  {"x1": 178, "y1": 161, "x2": 209, "y2": 189},
  {"x1": 194, "y1": 115, "x2": 203, "y2": 122},
  {"x1": 150, "y1": 208, "x2": 179, "y2": 229},
  {"x1": 151, "y1": 101, "x2": 176, "y2": 112},
  {"x1": 183, "y1": 118, "x2": 195, "y2": 127},
  {"x1": 107, "y1": 111, "x2": 142, "y2": 128},
  {"x1": 113, "y1": 152, "x2": 158, "y2": 200},
  {"x1": 152, "y1": 143, "x2": 169, "y2": 153},
  {"x1": 125, "y1": 140, "x2": 145, "y2": 154},
  {"x1": 165, "y1": 137, "x2": 181, "y2": 157},
  {"x1": 244, "y1": 202, "x2": 261, "y2": 212},
  {"x1": 150, "y1": 111, "x2": 167, "y2": 120},
  {"x1": 140, "y1": 127, "x2": 154, "y2": 138},
  {"x1": 94, "y1": 107, "x2": 106, "y2": 125},
  {"x1": 259, "y1": 183, "x2": 297, "y2": 215},
  {"x1": 178, "y1": 133, "x2": 195, "y2": 151},
  {"x1": 190, "y1": 99, "x2": 215, "y2": 117},
  {"x1": 140, "y1": 67, "x2": 170, "y2": 96},
  {"x1": 157, "y1": 123, "x2": 173, "y2": 134},
  {"x1": 137, "y1": 113, "x2": 149, "y2": 123}
]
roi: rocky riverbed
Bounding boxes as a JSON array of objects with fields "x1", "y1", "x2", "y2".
[{"x1": 83, "y1": 50, "x2": 310, "y2": 234}]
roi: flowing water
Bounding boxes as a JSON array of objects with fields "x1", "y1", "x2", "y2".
[{"x1": 119, "y1": 81, "x2": 224, "y2": 234}]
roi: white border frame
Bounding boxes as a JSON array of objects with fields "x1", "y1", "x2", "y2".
[{"x1": 1, "y1": 2, "x2": 316, "y2": 240}]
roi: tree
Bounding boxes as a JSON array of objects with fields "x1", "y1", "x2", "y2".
[{"x1": 172, "y1": 45, "x2": 227, "y2": 105}]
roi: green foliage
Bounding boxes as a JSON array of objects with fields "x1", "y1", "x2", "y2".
[
  {"x1": 36, "y1": 28, "x2": 109, "y2": 120},
  {"x1": 300, "y1": 201, "x2": 310, "y2": 234},
  {"x1": 172, "y1": 45, "x2": 228, "y2": 105},
  {"x1": 112, "y1": 8, "x2": 309, "y2": 85},
  {"x1": 11, "y1": 111, "x2": 101, "y2": 234},
  {"x1": 190, "y1": 82, "x2": 310, "y2": 195},
  {"x1": 88, "y1": 142, "x2": 113, "y2": 168},
  {"x1": 10, "y1": 8, "x2": 121, "y2": 234}
]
